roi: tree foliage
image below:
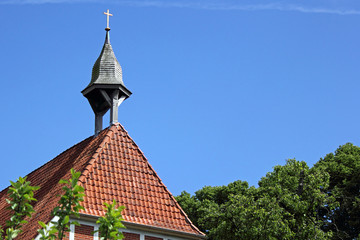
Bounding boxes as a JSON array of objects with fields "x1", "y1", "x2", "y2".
[
  {"x1": 257, "y1": 159, "x2": 334, "y2": 239},
  {"x1": 52, "y1": 168, "x2": 85, "y2": 239},
  {"x1": 95, "y1": 200, "x2": 126, "y2": 240},
  {"x1": 0, "y1": 177, "x2": 39, "y2": 240},
  {"x1": 315, "y1": 143, "x2": 360, "y2": 239},
  {"x1": 37, "y1": 168, "x2": 85, "y2": 240},
  {"x1": 177, "y1": 151, "x2": 360, "y2": 240},
  {"x1": 177, "y1": 159, "x2": 334, "y2": 240}
]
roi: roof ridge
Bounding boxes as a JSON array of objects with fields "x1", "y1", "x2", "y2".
[
  {"x1": 32, "y1": 136, "x2": 94, "y2": 179},
  {"x1": 78, "y1": 127, "x2": 114, "y2": 185},
  {"x1": 142, "y1": 154, "x2": 204, "y2": 235},
  {"x1": 116, "y1": 124, "x2": 205, "y2": 236}
]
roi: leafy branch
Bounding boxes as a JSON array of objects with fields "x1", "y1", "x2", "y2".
[
  {"x1": 95, "y1": 200, "x2": 125, "y2": 240},
  {"x1": 37, "y1": 168, "x2": 85, "y2": 240},
  {"x1": 0, "y1": 177, "x2": 39, "y2": 240}
]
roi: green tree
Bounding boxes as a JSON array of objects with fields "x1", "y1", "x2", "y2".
[
  {"x1": 38, "y1": 168, "x2": 85, "y2": 240},
  {"x1": 207, "y1": 189, "x2": 294, "y2": 240},
  {"x1": 315, "y1": 143, "x2": 360, "y2": 239},
  {"x1": 257, "y1": 159, "x2": 334, "y2": 239},
  {"x1": 95, "y1": 200, "x2": 126, "y2": 240},
  {"x1": 177, "y1": 160, "x2": 334, "y2": 240},
  {"x1": 0, "y1": 177, "x2": 39, "y2": 240},
  {"x1": 176, "y1": 180, "x2": 251, "y2": 239},
  {"x1": 53, "y1": 169, "x2": 85, "y2": 239}
]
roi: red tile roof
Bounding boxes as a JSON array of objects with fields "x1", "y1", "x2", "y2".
[{"x1": 0, "y1": 123, "x2": 204, "y2": 239}]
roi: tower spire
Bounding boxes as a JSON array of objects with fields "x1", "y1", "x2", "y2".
[{"x1": 82, "y1": 10, "x2": 132, "y2": 136}]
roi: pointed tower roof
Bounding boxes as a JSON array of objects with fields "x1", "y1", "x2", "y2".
[
  {"x1": 0, "y1": 124, "x2": 205, "y2": 239},
  {"x1": 82, "y1": 13, "x2": 132, "y2": 136},
  {"x1": 87, "y1": 30, "x2": 124, "y2": 87}
]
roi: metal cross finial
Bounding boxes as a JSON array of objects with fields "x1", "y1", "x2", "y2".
[{"x1": 104, "y1": 9, "x2": 113, "y2": 30}]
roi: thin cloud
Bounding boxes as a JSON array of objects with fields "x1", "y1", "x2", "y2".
[
  {"x1": 2, "y1": 0, "x2": 360, "y2": 15},
  {"x1": 122, "y1": 0, "x2": 360, "y2": 15},
  {"x1": 0, "y1": 0, "x2": 96, "y2": 3}
]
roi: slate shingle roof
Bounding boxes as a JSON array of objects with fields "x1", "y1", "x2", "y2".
[
  {"x1": 89, "y1": 31, "x2": 124, "y2": 86},
  {"x1": 0, "y1": 123, "x2": 204, "y2": 239}
]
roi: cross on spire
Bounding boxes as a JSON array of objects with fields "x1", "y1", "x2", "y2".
[{"x1": 104, "y1": 9, "x2": 113, "y2": 30}]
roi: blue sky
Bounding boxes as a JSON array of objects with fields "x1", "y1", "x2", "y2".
[{"x1": 0, "y1": 0, "x2": 359, "y2": 196}]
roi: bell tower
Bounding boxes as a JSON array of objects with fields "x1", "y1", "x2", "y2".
[{"x1": 82, "y1": 10, "x2": 132, "y2": 136}]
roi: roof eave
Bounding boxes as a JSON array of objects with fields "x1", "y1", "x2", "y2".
[
  {"x1": 81, "y1": 83, "x2": 132, "y2": 98},
  {"x1": 77, "y1": 213, "x2": 206, "y2": 239},
  {"x1": 122, "y1": 221, "x2": 207, "y2": 240}
]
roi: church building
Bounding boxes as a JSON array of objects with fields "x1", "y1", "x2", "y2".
[{"x1": 0, "y1": 10, "x2": 205, "y2": 240}]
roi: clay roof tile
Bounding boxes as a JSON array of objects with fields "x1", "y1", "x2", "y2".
[{"x1": 0, "y1": 124, "x2": 204, "y2": 239}]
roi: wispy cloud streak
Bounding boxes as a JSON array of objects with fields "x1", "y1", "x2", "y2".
[
  {"x1": 2, "y1": 0, "x2": 360, "y2": 15},
  {"x1": 0, "y1": 0, "x2": 96, "y2": 3},
  {"x1": 123, "y1": 1, "x2": 360, "y2": 15}
]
